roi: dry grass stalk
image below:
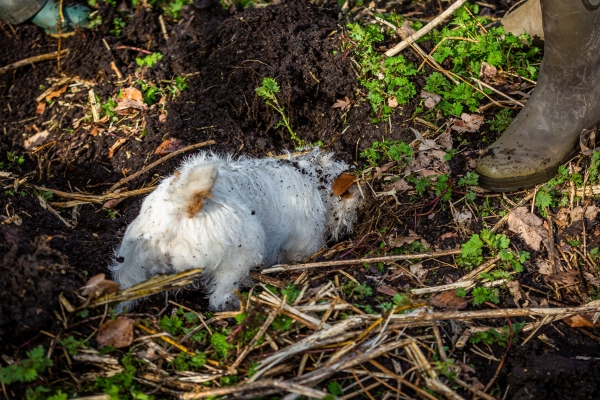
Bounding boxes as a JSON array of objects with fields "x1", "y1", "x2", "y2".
[{"x1": 0, "y1": 49, "x2": 69, "y2": 74}]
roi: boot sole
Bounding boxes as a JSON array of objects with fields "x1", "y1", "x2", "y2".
[{"x1": 478, "y1": 147, "x2": 577, "y2": 192}]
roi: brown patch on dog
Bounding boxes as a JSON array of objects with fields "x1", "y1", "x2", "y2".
[
  {"x1": 187, "y1": 189, "x2": 212, "y2": 217},
  {"x1": 332, "y1": 172, "x2": 356, "y2": 197}
]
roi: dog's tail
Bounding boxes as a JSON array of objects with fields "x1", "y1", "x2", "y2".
[{"x1": 170, "y1": 162, "x2": 219, "y2": 217}]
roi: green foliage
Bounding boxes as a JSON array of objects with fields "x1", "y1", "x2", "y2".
[
  {"x1": 0, "y1": 346, "x2": 53, "y2": 385},
  {"x1": 347, "y1": 22, "x2": 417, "y2": 120},
  {"x1": 255, "y1": 77, "x2": 304, "y2": 146},
  {"x1": 0, "y1": 151, "x2": 25, "y2": 170},
  {"x1": 60, "y1": 336, "x2": 86, "y2": 356},
  {"x1": 470, "y1": 321, "x2": 526, "y2": 347},
  {"x1": 393, "y1": 293, "x2": 411, "y2": 307},
  {"x1": 137, "y1": 80, "x2": 162, "y2": 105},
  {"x1": 281, "y1": 284, "x2": 301, "y2": 304},
  {"x1": 163, "y1": 0, "x2": 191, "y2": 19},
  {"x1": 535, "y1": 165, "x2": 572, "y2": 214},
  {"x1": 458, "y1": 171, "x2": 479, "y2": 187},
  {"x1": 171, "y1": 351, "x2": 207, "y2": 371},
  {"x1": 272, "y1": 315, "x2": 294, "y2": 332},
  {"x1": 327, "y1": 381, "x2": 344, "y2": 396},
  {"x1": 360, "y1": 139, "x2": 413, "y2": 167},
  {"x1": 105, "y1": 208, "x2": 120, "y2": 219},
  {"x1": 101, "y1": 97, "x2": 118, "y2": 119},
  {"x1": 88, "y1": 14, "x2": 103, "y2": 30},
  {"x1": 211, "y1": 332, "x2": 233, "y2": 359},
  {"x1": 167, "y1": 76, "x2": 189, "y2": 97},
  {"x1": 488, "y1": 108, "x2": 514, "y2": 132},
  {"x1": 342, "y1": 282, "x2": 373, "y2": 299},
  {"x1": 136, "y1": 52, "x2": 163, "y2": 68},
  {"x1": 160, "y1": 314, "x2": 184, "y2": 335},
  {"x1": 95, "y1": 353, "x2": 152, "y2": 400},
  {"x1": 471, "y1": 286, "x2": 499, "y2": 305},
  {"x1": 435, "y1": 359, "x2": 458, "y2": 380},
  {"x1": 456, "y1": 287, "x2": 467, "y2": 297},
  {"x1": 110, "y1": 17, "x2": 126, "y2": 37}
]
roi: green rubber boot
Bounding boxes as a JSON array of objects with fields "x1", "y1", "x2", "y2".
[
  {"x1": 475, "y1": 0, "x2": 600, "y2": 192},
  {"x1": 30, "y1": 0, "x2": 89, "y2": 34}
]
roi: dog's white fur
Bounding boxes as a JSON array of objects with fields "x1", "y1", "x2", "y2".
[{"x1": 110, "y1": 148, "x2": 360, "y2": 310}]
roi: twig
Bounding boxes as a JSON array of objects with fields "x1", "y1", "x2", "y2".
[
  {"x1": 262, "y1": 249, "x2": 462, "y2": 274},
  {"x1": 57, "y1": 0, "x2": 64, "y2": 69},
  {"x1": 385, "y1": 0, "x2": 469, "y2": 57},
  {"x1": 115, "y1": 45, "x2": 153, "y2": 55},
  {"x1": 0, "y1": 50, "x2": 69, "y2": 74},
  {"x1": 37, "y1": 194, "x2": 73, "y2": 228},
  {"x1": 108, "y1": 140, "x2": 216, "y2": 192},
  {"x1": 158, "y1": 15, "x2": 169, "y2": 41},
  {"x1": 89, "y1": 89, "x2": 100, "y2": 122},
  {"x1": 472, "y1": 77, "x2": 525, "y2": 107},
  {"x1": 30, "y1": 185, "x2": 156, "y2": 205}
]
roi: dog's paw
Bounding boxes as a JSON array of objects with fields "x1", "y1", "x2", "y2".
[{"x1": 209, "y1": 291, "x2": 240, "y2": 311}]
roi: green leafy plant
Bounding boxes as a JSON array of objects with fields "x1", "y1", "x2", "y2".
[
  {"x1": 105, "y1": 208, "x2": 120, "y2": 219},
  {"x1": 136, "y1": 52, "x2": 163, "y2": 68},
  {"x1": 281, "y1": 284, "x2": 301, "y2": 304},
  {"x1": 272, "y1": 315, "x2": 294, "y2": 331},
  {"x1": 0, "y1": 151, "x2": 25, "y2": 170},
  {"x1": 171, "y1": 351, "x2": 207, "y2": 371},
  {"x1": 488, "y1": 108, "x2": 514, "y2": 132},
  {"x1": 255, "y1": 77, "x2": 304, "y2": 146},
  {"x1": 0, "y1": 346, "x2": 53, "y2": 385},
  {"x1": 471, "y1": 286, "x2": 499, "y2": 305},
  {"x1": 110, "y1": 17, "x2": 126, "y2": 37},
  {"x1": 137, "y1": 80, "x2": 162, "y2": 105},
  {"x1": 163, "y1": 0, "x2": 191, "y2": 19},
  {"x1": 470, "y1": 321, "x2": 525, "y2": 347},
  {"x1": 360, "y1": 139, "x2": 413, "y2": 167},
  {"x1": 211, "y1": 332, "x2": 232, "y2": 359},
  {"x1": 60, "y1": 336, "x2": 86, "y2": 356},
  {"x1": 160, "y1": 314, "x2": 184, "y2": 335},
  {"x1": 88, "y1": 13, "x2": 103, "y2": 30},
  {"x1": 342, "y1": 282, "x2": 373, "y2": 299}
]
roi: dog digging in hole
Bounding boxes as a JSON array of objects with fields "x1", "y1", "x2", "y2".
[{"x1": 110, "y1": 148, "x2": 361, "y2": 311}]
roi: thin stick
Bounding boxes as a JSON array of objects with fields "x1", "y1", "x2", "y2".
[
  {"x1": 385, "y1": 0, "x2": 469, "y2": 57},
  {"x1": 37, "y1": 195, "x2": 73, "y2": 228},
  {"x1": 0, "y1": 50, "x2": 69, "y2": 74},
  {"x1": 31, "y1": 185, "x2": 156, "y2": 205},
  {"x1": 57, "y1": 0, "x2": 64, "y2": 69},
  {"x1": 108, "y1": 140, "x2": 216, "y2": 192},
  {"x1": 472, "y1": 77, "x2": 524, "y2": 107},
  {"x1": 457, "y1": 255, "x2": 500, "y2": 283},
  {"x1": 262, "y1": 249, "x2": 461, "y2": 274},
  {"x1": 158, "y1": 15, "x2": 169, "y2": 41}
]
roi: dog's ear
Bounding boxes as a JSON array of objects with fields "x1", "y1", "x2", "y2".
[
  {"x1": 332, "y1": 172, "x2": 357, "y2": 198},
  {"x1": 170, "y1": 163, "x2": 218, "y2": 217}
]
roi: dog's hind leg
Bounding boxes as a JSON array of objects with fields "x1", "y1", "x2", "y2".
[{"x1": 207, "y1": 261, "x2": 251, "y2": 310}]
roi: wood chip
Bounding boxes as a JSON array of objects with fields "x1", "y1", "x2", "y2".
[{"x1": 108, "y1": 138, "x2": 127, "y2": 158}]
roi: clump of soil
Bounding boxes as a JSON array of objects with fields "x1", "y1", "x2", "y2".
[{"x1": 0, "y1": 226, "x2": 82, "y2": 339}]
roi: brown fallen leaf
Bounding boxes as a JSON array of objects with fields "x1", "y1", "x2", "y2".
[
  {"x1": 376, "y1": 284, "x2": 398, "y2": 297},
  {"x1": 332, "y1": 96, "x2": 352, "y2": 111},
  {"x1": 45, "y1": 84, "x2": 68, "y2": 101},
  {"x1": 36, "y1": 102, "x2": 46, "y2": 115},
  {"x1": 108, "y1": 138, "x2": 127, "y2": 159},
  {"x1": 24, "y1": 130, "x2": 50, "y2": 150},
  {"x1": 384, "y1": 178, "x2": 411, "y2": 192},
  {"x1": 544, "y1": 270, "x2": 579, "y2": 286},
  {"x1": 507, "y1": 280, "x2": 525, "y2": 306},
  {"x1": 97, "y1": 317, "x2": 135, "y2": 348},
  {"x1": 584, "y1": 272, "x2": 600, "y2": 288},
  {"x1": 112, "y1": 87, "x2": 147, "y2": 113},
  {"x1": 155, "y1": 138, "x2": 184, "y2": 157},
  {"x1": 399, "y1": 20, "x2": 416, "y2": 39},
  {"x1": 580, "y1": 127, "x2": 597, "y2": 156},
  {"x1": 537, "y1": 260, "x2": 554, "y2": 275},
  {"x1": 374, "y1": 161, "x2": 396, "y2": 179},
  {"x1": 103, "y1": 189, "x2": 125, "y2": 209},
  {"x1": 564, "y1": 314, "x2": 597, "y2": 328},
  {"x1": 429, "y1": 290, "x2": 468, "y2": 310},
  {"x1": 81, "y1": 273, "x2": 120, "y2": 307},
  {"x1": 332, "y1": 172, "x2": 356, "y2": 197},
  {"x1": 439, "y1": 232, "x2": 458, "y2": 241},
  {"x1": 410, "y1": 263, "x2": 428, "y2": 281},
  {"x1": 387, "y1": 97, "x2": 398, "y2": 108},
  {"x1": 420, "y1": 90, "x2": 442, "y2": 109},
  {"x1": 451, "y1": 113, "x2": 485, "y2": 133},
  {"x1": 437, "y1": 128, "x2": 453, "y2": 150},
  {"x1": 388, "y1": 230, "x2": 421, "y2": 248},
  {"x1": 507, "y1": 206, "x2": 549, "y2": 252}
]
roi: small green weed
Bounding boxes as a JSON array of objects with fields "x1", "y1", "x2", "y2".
[
  {"x1": 60, "y1": 336, "x2": 86, "y2": 356},
  {"x1": 137, "y1": 80, "x2": 162, "y2": 105},
  {"x1": 160, "y1": 314, "x2": 184, "y2": 335},
  {"x1": 255, "y1": 77, "x2": 304, "y2": 146},
  {"x1": 0, "y1": 151, "x2": 25, "y2": 170},
  {"x1": 135, "y1": 52, "x2": 163, "y2": 68},
  {"x1": 211, "y1": 332, "x2": 233, "y2": 359},
  {"x1": 105, "y1": 208, "x2": 120, "y2": 219},
  {"x1": 470, "y1": 321, "x2": 525, "y2": 347},
  {"x1": 0, "y1": 346, "x2": 53, "y2": 385},
  {"x1": 109, "y1": 17, "x2": 126, "y2": 37},
  {"x1": 457, "y1": 229, "x2": 529, "y2": 272},
  {"x1": 488, "y1": 108, "x2": 514, "y2": 132},
  {"x1": 88, "y1": 13, "x2": 103, "y2": 30},
  {"x1": 342, "y1": 282, "x2": 373, "y2": 299},
  {"x1": 471, "y1": 286, "x2": 499, "y2": 305},
  {"x1": 170, "y1": 351, "x2": 207, "y2": 371},
  {"x1": 360, "y1": 139, "x2": 413, "y2": 167}
]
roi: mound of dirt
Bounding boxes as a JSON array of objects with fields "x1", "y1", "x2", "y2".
[{"x1": 0, "y1": 226, "x2": 82, "y2": 339}]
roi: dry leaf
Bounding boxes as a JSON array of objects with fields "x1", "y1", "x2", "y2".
[
  {"x1": 544, "y1": 270, "x2": 579, "y2": 285},
  {"x1": 388, "y1": 230, "x2": 421, "y2": 247},
  {"x1": 36, "y1": 102, "x2": 46, "y2": 115},
  {"x1": 332, "y1": 172, "x2": 356, "y2": 196},
  {"x1": 580, "y1": 128, "x2": 597, "y2": 156},
  {"x1": 507, "y1": 206, "x2": 549, "y2": 252},
  {"x1": 108, "y1": 138, "x2": 127, "y2": 159},
  {"x1": 155, "y1": 138, "x2": 184, "y2": 157},
  {"x1": 506, "y1": 280, "x2": 524, "y2": 306},
  {"x1": 429, "y1": 290, "x2": 468, "y2": 310},
  {"x1": 439, "y1": 232, "x2": 458, "y2": 241},
  {"x1": 453, "y1": 211, "x2": 472, "y2": 225},
  {"x1": 112, "y1": 87, "x2": 147, "y2": 113},
  {"x1": 374, "y1": 161, "x2": 396, "y2": 179},
  {"x1": 385, "y1": 178, "x2": 411, "y2": 192},
  {"x1": 24, "y1": 130, "x2": 50, "y2": 150},
  {"x1": 537, "y1": 260, "x2": 554, "y2": 275},
  {"x1": 411, "y1": 128, "x2": 439, "y2": 151},
  {"x1": 122, "y1": 87, "x2": 143, "y2": 102},
  {"x1": 387, "y1": 97, "x2": 398, "y2": 108},
  {"x1": 103, "y1": 189, "x2": 125, "y2": 209},
  {"x1": 45, "y1": 85, "x2": 68, "y2": 101},
  {"x1": 376, "y1": 284, "x2": 398, "y2": 297},
  {"x1": 399, "y1": 20, "x2": 416, "y2": 38},
  {"x1": 437, "y1": 128, "x2": 453, "y2": 150},
  {"x1": 584, "y1": 272, "x2": 600, "y2": 287},
  {"x1": 420, "y1": 91, "x2": 441, "y2": 109},
  {"x1": 410, "y1": 263, "x2": 427, "y2": 281},
  {"x1": 564, "y1": 314, "x2": 597, "y2": 328},
  {"x1": 332, "y1": 96, "x2": 351, "y2": 111},
  {"x1": 81, "y1": 273, "x2": 120, "y2": 307},
  {"x1": 480, "y1": 62, "x2": 497, "y2": 79},
  {"x1": 159, "y1": 114, "x2": 167, "y2": 123},
  {"x1": 97, "y1": 317, "x2": 135, "y2": 348},
  {"x1": 451, "y1": 113, "x2": 485, "y2": 133}
]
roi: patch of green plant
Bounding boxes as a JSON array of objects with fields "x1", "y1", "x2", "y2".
[
  {"x1": 272, "y1": 315, "x2": 294, "y2": 332},
  {"x1": 346, "y1": 22, "x2": 418, "y2": 121},
  {"x1": 163, "y1": 0, "x2": 191, "y2": 19},
  {"x1": 327, "y1": 381, "x2": 344, "y2": 396},
  {"x1": 159, "y1": 314, "x2": 184, "y2": 335},
  {"x1": 360, "y1": 139, "x2": 413, "y2": 167},
  {"x1": 471, "y1": 286, "x2": 499, "y2": 305},
  {"x1": 170, "y1": 351, "x2": 207, "y2": 371},
  {"x1": 166, "y1": 76, "x2": 189, "y2": 98},
  {"x1": 456, "y1": 287, "x2": 467, "y2": 297},
  {"x1": 0, "y1": 151, "x2": 25, "y2": 170},
  {"x1": 458, "y1": 171, "x2": 479, "y2": 187},
  {"x1": 435, "y1": 359, "x2": 458, "y2": 380},
  {"x1": 88, "y1": 13, "x2": 103, "y2": 30},
  {"x1": 0, "y1": 346, "x2": 53, "y2": 385},
  {"x1": 458, "y1": 229, "x2": 529, "y2": 274},
  {"x1": 95, "y1": 352, "x2": 152, "y2": 400},
  {"x1": 407, "y1": 173, "x2": 452, "y2": 201},
  {"x1": 101, "y1": 97, "x2": 118, "y2": 120},
  {"x1": 136, "y1": 52, "x2": 163, "y2": 68},
  {"x1": 137, "y1": 80, "x2": 162, "y2": 105},
  {"x1": 211, "y1": 332, "x2": 232, "y2": 359},
  {"x1": 535, "y1": 165, "x2": 574, "y2": 215},
  {"x1": 255, "y1": 77, "x2": 304, "y2": 147},
  {"x1": 488, "y1": 108, "x2": 514, "y2": 132},
  {"x1": 60, "y1": 336, "x2": 86, "y2": 356},
  {"x1": 109, "y1": 17, "x2": 126, "y2": 37},
  {"x1": 105, "y1": 208, "x2": 120, "y2": 219},
  {"x1": 342, "y1": 281, "x2": 373, "y2": 299},
  {"x1": 281, "y1": 283, "x2": 301, "y2": 304},
  {"x1": 470, "y1": 321, "x2": 525, "y2": 347}
]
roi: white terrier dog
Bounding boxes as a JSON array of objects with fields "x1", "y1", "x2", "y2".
[{"x1": 110, "y1": 148, "x2": 360, "y2": 310}]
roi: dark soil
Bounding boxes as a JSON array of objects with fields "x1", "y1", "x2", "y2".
[{"x1": 1, "y1": 0, "x2": 600, "y2": 398}]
